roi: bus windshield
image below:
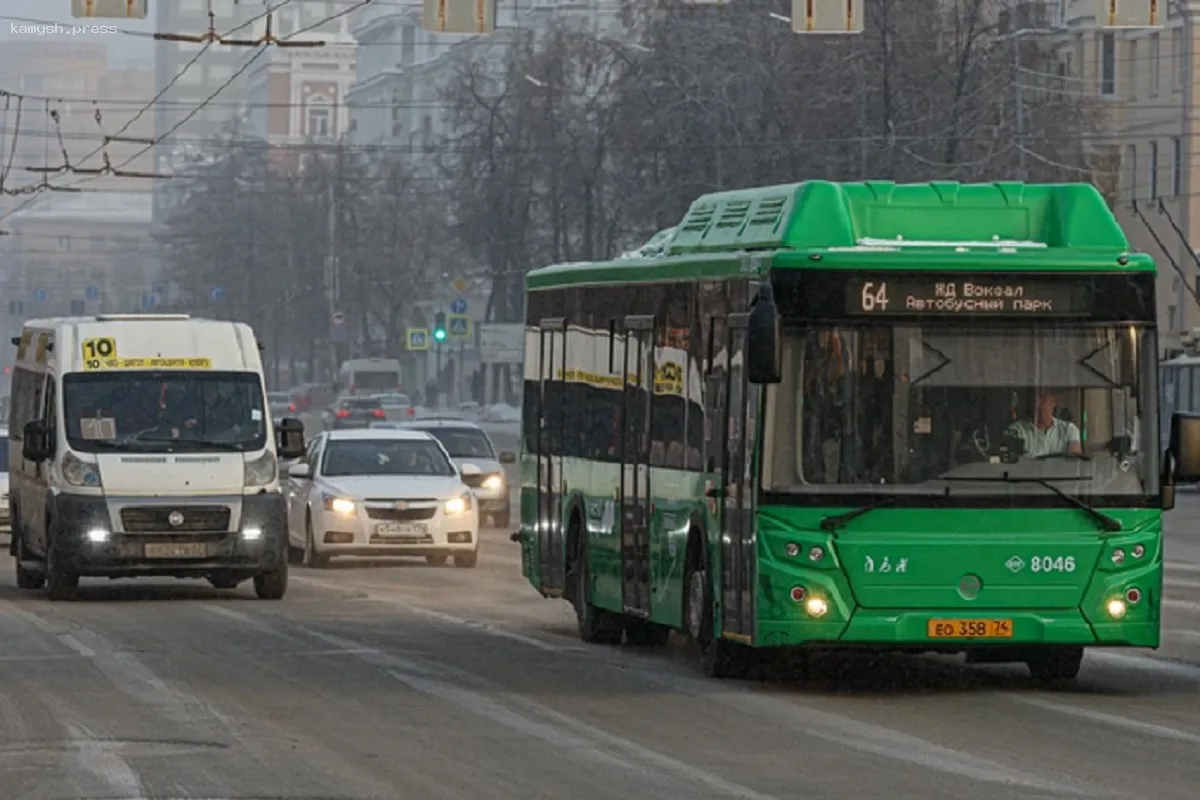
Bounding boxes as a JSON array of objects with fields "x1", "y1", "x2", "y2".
[
  {"x1": 762, "y1": 323, "x2": 1159, "y2": 501},
  {"x1": 63, "y1": 371, "x2": 268, "y2": 453}
]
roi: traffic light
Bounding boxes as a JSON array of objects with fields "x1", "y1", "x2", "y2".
[{"x1": 433, "y1": 312, "x2": 447, "y2": 343}]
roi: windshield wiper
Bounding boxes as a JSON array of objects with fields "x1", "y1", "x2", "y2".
[
  {"x1": 820, "y1": 497, "x2": 900, "y2": 533},
  {"x1": 181, "y1": 439, "x2": 247, "y2": 452},
  {"x1": 940, "y1": 476, "x2": 1121, "y2": 533}
]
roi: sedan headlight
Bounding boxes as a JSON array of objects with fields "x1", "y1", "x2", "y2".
[
  {"x1": 244, "y1": 451, "x2": 277, "y2": 487},
  {"x1": 481, "y1": 473, "x2": 504, "y2": 491},
  {"x1": 62, "y1": 451, "x2": 102, "y2": 488},
  {"x1": 444, "y1": 492, "x2": 472, "y2": 515},
  {"x1": 323, "y1": 494, "x2": 356, "y2": 515}
]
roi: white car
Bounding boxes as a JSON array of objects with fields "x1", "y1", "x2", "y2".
[{"x1": 285, "y1": 428, "x2": 481, "y2": 568}]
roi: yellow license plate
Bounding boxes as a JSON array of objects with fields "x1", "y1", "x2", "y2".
[
  {"x1": 927, "y1": 619, "x2": 1013, "y2": 639},
  {"x1": 144, "y1": 542, "x2": 207, "y2": 559}
]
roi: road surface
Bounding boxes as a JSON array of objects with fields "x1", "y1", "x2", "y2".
[{"x1": 2, "y1": 495, "x2": 1200, "y2": 799}]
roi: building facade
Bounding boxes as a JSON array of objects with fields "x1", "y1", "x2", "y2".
[
  {"x1": 1052, "y1": 0, "x2": 1200, "y2": 355},
  {"x1": 0, "y1": 192, "x2": 155, "y2": 344}
]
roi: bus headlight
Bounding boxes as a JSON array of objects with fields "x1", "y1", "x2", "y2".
[
  {"x1": 244, "y1": 451, "x2": 277, "y2": 487},
  {"x1": 62, "y1": 452, "x2": 102, "y2": 488}
]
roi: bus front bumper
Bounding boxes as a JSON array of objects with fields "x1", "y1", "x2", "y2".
[{"x1": 754, "y1": 608, "x2": 1160, "y2": 650}]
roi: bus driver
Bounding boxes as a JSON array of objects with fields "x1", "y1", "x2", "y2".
[{"x1": 1005, "y1": 389, "x2": 1083, "y2": 459}]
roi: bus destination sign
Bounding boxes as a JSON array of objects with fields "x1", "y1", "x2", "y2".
[{"x1": 846, "y1": 277, "x2": 1091, "y2": 316}]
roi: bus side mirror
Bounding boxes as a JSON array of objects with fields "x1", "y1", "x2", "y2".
[
  {"x1": 1167, "y1": 411, "x2": 1200, "y2": 483},
  {"x1": 276, "y1": 417, "x2": 306, "y2": 460},
  {"x1": 746, "y1": 284, "x2": 781, "y2": 384},
  {"x1": 21, "y1": 420, "x2": 52, "y2": 462}
]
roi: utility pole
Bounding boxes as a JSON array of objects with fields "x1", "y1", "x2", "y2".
[
  {"x1": 325, "y1": 141, "x2": 340, "y2": 379},
  {"x1": 1013, "y1": 33, "x2": 1026, "y2": 181}
]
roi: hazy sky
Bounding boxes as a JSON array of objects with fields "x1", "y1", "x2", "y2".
[{"x1": 0, "y1": 0, "x2": 156, "y2": 67}]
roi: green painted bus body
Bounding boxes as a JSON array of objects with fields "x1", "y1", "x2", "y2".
[{"x1": 517, "y1": 180, "x2": 1162, "y2": 667}]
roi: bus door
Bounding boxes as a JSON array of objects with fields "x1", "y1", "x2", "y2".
[
  {"x1": 719, "y1": 314, "x2": 756, "y2": 639},
  {"x1": 536, "y1": 318, "x2": 567, "y2": 595},
  {"x1": 620, "y1": 315, "x2": 655, "y2": 618}
]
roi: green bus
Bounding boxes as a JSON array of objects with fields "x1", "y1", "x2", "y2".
[{"x1": 513, "y1": 180, "x2": 1200, "y2": 680}]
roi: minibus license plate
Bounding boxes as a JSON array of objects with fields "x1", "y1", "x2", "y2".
[
  {"x1": 927, "y1": 619, "x2": 1013, "y2": 639},
  {"x1": 144, "y1": 543, "x2": 207, "y2": 558}
]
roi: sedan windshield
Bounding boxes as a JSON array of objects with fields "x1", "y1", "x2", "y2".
[
  {"x1": 762, "y1": 323, "x2": 1158, "y2": 501},
  {"x1": 64, "y1": 371, "x2": 267, "y2": 453},
  {"x1": 415, "y1": 427, "x2": 495, "y2": 459},
  {"x1": 321, "y1": 439, "x2": 455, "y2": 477}
]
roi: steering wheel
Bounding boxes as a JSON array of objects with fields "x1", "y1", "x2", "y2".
[{"x1": 971, "y1": 427, "x2": 991, "y2": 458}]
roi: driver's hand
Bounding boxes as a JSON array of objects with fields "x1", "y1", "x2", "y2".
[{"x1": 171, "y1": 427, "x2": 181, "y2": 439}]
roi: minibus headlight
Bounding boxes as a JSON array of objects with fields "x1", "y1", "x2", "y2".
[
  {"x1": 62, "y1": 451, "x2": 102, "y2": 488},
  {"x1": 244, "y1": 451, "x2": 277, "y2": 487}
]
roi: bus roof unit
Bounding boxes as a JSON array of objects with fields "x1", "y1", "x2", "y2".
[{"x1": 527, "y1": 181, "x2": 1153, "y2": 289}]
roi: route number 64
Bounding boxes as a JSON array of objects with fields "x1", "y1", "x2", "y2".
[
  {"x1": 860, "y1": 281, "x2": 889, "y2": 311},
  {"x1": 1031, "y1": 556, "x2": 1075, "y2": 573}
]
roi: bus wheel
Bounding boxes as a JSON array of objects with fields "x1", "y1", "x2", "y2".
[
  {"x1": 569, "y1": 536, "x2": 622, "y2": 645},
  {"x1": 1026, "y1": 646, "x2": 1084, "y2": 682},
  {"x1": 686, "y1": 562, "x2": 746, "y2": 679}
]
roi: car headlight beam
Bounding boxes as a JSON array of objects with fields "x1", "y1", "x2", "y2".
[{"x1": 444, "y1": 492, "x2": 472, "y2": 515}]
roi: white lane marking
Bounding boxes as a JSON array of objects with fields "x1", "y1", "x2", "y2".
[
  {"x1": 66, "y1": 724, "x2": 144, "y2": 797},
  {"x1": 1086, "y1": 650, "x2": 1200, "y2": 681},
  {"x1": 1166, "y1": 561, "x2": 1200, "y2": 574},
  {"x1": 300, "y1": 627, "x2": 781, "y2": 800},
  {"x1": 64, "y1": 720, "x2": 145, "y2": 799},
  {"x1": 1165, "y1": 628, "x2": 1200, "y2": 641},
  {"x1": 290, "y1": 574, "x2": 585, "y2": 653},
  {"x1": 1164, "y1": 598, "x2": 1200, "y2": 613},
  {"x1": 1165, "y1": 577, "x2": 1200, "y2": 590},
  {"x1": 283, "y1": 610, "x2": 1093, "y2": 797},
  {"x1": 1013, "y1": 695, "x2": 1200, "y2": 744}
]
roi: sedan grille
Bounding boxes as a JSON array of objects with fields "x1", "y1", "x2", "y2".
[
  {"x1": 365, "y1": 506, "x2": 437, "y2": 522},
  {"x1": 121, "y1": 506, "x2": 231, "y2": 532}
]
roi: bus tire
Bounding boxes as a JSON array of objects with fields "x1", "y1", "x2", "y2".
[
  {"x1": 568, "y1": 514, "x2": 622, "y2": 645},
  {"x1": 685, "y1": 543, "x2": 746, "y2": 679},
  {"x1": 1026, "y1": 646, "x2": 1083, "y2": 682}
]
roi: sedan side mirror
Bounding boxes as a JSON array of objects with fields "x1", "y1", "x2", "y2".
[
  {"x1": 460, "y1": 462, "x2": 482, "y2": 477},
  {"x1": 499, "y1": 451, "x2": 516, "y2": 464}
]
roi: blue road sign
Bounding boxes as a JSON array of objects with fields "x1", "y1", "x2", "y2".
[
  {"x1": 447, "y1": 314, "x2": 470, "y2": 338},
  {"x1": 141, "y1": 292, "x2": 156, "y2": 310},
  {"x1": 31, "y1": 288, "x2": 46, "y2": 303},
  {"x1": 450, "y1": 296, "x2": 468, "y2": 314},
  {"x1": 85, "y1": 285, "x2": 100, "y2": 301},
  {"x1": 211, "y1": 287, "x2": 224, "y2": 302}
]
